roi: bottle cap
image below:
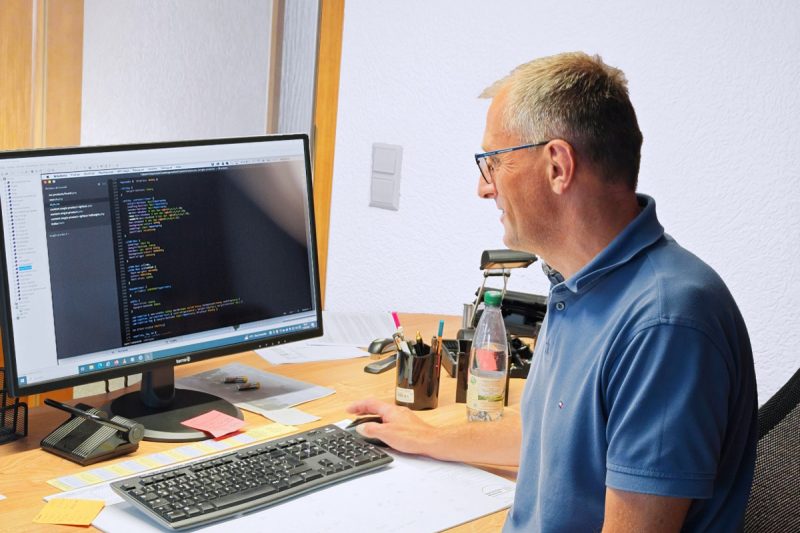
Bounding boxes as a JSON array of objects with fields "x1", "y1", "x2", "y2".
[{"x1": 483, "y1": 290, "x2": 502, "y2": 307}]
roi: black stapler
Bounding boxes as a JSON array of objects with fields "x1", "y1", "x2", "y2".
[{"x1": 41, "y1": 399, "x2": 144, "y2": 466}]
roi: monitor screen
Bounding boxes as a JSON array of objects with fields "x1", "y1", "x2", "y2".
[{"x1": 0, "y1": 134, "x2": 322, "y2": 440}]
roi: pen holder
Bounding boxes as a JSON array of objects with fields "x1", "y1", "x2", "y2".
[{"x1": 395, "y1": 341, "x2": 440, "y2": 410}]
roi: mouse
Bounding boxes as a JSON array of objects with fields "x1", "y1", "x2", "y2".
[
  {"x1": 345, "y1": 416, "x2": 388, "y2": 447},
  {"x1": 367, "y1": 338, "x2": 396, "y2": 355}
]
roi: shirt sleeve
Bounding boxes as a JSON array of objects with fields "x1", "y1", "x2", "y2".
[{"x1": 604, "y1": 322, "x2": 732, "y2": 499}]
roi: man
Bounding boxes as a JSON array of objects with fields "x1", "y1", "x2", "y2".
[{"x1": 348, "y1": 52, "x2": 757, "y2": 532}]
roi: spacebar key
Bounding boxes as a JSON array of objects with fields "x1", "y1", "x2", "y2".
[{"x1": 214, "y1": 485, "x2": 279, "y2": 509}]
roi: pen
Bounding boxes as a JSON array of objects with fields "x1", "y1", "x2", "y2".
[
  {"x1": 44, "y1": 398, "x2": 131, "y2": 434},
  {"x1": 435, "y1": 319, "x2": 445, "y2": 376},
  {"x1": 415, "y1": 331, "x2": 424, "y2": 357}
]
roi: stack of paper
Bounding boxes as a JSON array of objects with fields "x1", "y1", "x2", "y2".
[{"x1": 255, "y1": 310, "x2": 395, "y2": 365}]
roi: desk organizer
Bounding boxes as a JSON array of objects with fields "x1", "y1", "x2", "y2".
[
  {"x1": 0, "y1": 368, "x2": 28, "y2": 444},
  {"x1": 395, "y1": 341, "x2": 440, "y2": 410}
]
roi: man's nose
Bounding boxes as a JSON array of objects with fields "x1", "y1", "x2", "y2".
[{"x1": 477, "y1": 176, "x2": 496, "y2": 199}]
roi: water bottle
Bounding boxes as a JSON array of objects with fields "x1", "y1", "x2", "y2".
[{"x1": 466, "y1": 290, "x2": 508, "y2": 421}]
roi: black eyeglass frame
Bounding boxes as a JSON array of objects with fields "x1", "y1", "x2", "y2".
[{"x1": 474, "y1": 140, "x2": 550, "y2": 184}]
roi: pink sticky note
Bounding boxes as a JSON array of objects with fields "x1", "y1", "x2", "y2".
[{"x1": 181, "y1": 410, "x2": 245, "y2": 438}]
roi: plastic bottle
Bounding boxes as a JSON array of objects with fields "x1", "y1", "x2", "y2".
[{"x1": 466, "y1": 290, "x2": 508, "y2": 421}]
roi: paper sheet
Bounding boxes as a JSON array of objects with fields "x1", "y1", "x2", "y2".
[
  {"x1": 91, "y1": 451, "x2": 514, "y2": 532},
  {"x1": 256, "y1": 343, "x2": 368, "y2": 364},
  {"x1": 34, "y1": 498, "x2": 105, "y2": 526},
  {"x1": 311, "y1": 310, "x2": 395, "y2": 346},
  {"x1": 255, "y1": 311, "x2": 396, "y2": 365},
  {"x1": 176, "y1": 362, "x2": 334, "y2": 412},
  {"x1": 77, "y1": 421, "x2": 514, "y2": 532},
  {"x1": 238, "y1": 405, "x2": 320, "y2": 425}
]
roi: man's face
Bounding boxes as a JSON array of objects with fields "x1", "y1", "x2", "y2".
[{"x1": 478, "y1": 90, "x2": 556, "y2": 254}]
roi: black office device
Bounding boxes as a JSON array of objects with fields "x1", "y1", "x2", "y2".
[
  {"x1": 0, "y1": 135, "x2": 323, "y2": 441},
  {"x1": 41, "y1": 399, "x2": 144, "y2": 465},
  {"x1": 111, "y1": 424, "x2": 393, "y2": 530},
  {"x1": 0, "y1": 368, "x2": 27, "y2": 444},
  {"x1": 363, "y1": 353, "x2": 397, "y2": 374}
]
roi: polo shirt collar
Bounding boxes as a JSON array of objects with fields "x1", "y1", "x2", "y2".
[{"x1": 560, "y1": 194, "x2": 664, "y2": 293}]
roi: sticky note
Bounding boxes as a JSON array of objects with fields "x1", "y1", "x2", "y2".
[
  {"x1": 34, "y1": 498, "x2": 104, "y2": 526},
  {"x1": 181, "y1": 409, "x2": 245, "y2": 438}
]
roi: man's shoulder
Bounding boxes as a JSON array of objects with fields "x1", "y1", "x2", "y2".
[
  {"x1": 645, "y1": 235, "x2": 731, "y2": 303},
  {"x1": 614, "y1": 235, "x2": 742, "y2": 336}
]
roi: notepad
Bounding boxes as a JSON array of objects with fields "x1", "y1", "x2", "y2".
[{"x1": 34, "y1": 498, "x2": 105, "y2": 526}]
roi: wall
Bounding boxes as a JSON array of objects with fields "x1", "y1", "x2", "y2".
[
  {"x1": 326, "y1": 0, "x2": 800, "y2": 402},
  {"x1": 81, "y1": 0, "x2": 272, "y2": 145}
]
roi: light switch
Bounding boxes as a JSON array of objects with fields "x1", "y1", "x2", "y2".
[{"x1": 370, "y1": 143, "x2": 402, "y2": 210}]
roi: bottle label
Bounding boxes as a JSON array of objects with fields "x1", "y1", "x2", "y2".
[
  {"x1": 466, "y1": 373, "x2": 505, "y2": 412},
  {"x1": 475, "y1": 348, "x2": 503, "y2": 371},
  {"x1": 396, "y1": 387, "x2": 414, "y2": 404}
]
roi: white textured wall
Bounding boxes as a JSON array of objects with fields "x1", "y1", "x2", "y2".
[
  {"x1": 81, "y1": 0, "x2": 272, "y2": 145},
  {"x1": 279, "y1": 1, "x2": 319, "y2": 135},
  {"x1": 327, "y1": 0, "x2": 800, "y2": 403}
]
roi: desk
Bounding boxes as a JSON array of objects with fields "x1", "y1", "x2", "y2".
[{"x1": 0, "y1": 314, "x2": 521, "y2": 532}]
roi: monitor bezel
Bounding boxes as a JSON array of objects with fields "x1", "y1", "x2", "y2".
[{"x1": 0, "y1": 133, "x2": 323, "y2": 397}]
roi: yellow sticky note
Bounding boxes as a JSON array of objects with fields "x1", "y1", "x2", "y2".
[{"x1": 34, "y1": 498, "x2": 105, "y2": 526}]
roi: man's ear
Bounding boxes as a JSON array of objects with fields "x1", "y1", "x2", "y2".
[{"x1": 546, "y1": 140, "x2": 576, "y2": 195}]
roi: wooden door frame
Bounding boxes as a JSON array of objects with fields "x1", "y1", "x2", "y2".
[
  {"x1": 312, "y1": 0, "x2": 344, "y2": 309},
  {"x1": 0, "y1": 0, "x2": 84, "y2": 405}
]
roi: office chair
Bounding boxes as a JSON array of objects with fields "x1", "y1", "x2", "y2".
[{"x1": 743, "y1": 367, "x2": 800, "y2": 532}]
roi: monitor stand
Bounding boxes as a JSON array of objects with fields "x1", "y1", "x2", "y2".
[{"x1": 105, "y1": 366, "x2": 243, "y2": 442}]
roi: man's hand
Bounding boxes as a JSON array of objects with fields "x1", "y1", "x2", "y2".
[
  {"x1": 346, "y1": 398, "x2": 522, "y2": 465},
  {"x1": 346, "y1": 397, "x2": 437, "y2": 455}
]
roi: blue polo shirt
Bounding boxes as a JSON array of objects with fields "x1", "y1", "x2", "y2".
[{"x1": 504, "y1": 195, "x2": 757, "y2": 532}]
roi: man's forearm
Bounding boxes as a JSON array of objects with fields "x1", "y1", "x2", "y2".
[
  {"x1": 421, "y1": 413, "x2": 522, "y2": 466},
  {"x1": 347, "y1": 398, "x2": 522, "y2": 466}
]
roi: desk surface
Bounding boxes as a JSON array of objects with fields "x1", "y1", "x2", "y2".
[{"x1": 0, "y1": 314, "x2": 521, "y2": 532}]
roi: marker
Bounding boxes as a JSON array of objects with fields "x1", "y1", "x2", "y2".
[
  {"x1": 391, "y1": 312, "x2": 404, "y2": 339},
  {"x1": 391, "y1": 311, "x2": 408, "y2": 353}
]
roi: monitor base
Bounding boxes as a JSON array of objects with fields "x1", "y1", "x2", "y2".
[{"x1": 106, "y1": 388, "x2": 242, "y2": 442}]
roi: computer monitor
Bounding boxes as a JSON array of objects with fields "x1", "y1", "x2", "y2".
[{"x1": 0, "y1": 134, "x2": 323, "y2": 441}]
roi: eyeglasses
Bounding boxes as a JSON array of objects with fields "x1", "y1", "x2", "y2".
[{"x1": 474, "y1": 141, "x2": 550, "y2": 184}]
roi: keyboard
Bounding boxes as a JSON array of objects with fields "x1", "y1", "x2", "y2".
[{"x1": 110, "y1": 424, "x2": 393, "y2": 530}]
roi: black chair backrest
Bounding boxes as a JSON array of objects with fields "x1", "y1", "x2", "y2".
[{"x1": 743, "y1": 367, "x2": 800, "y2": 532}]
